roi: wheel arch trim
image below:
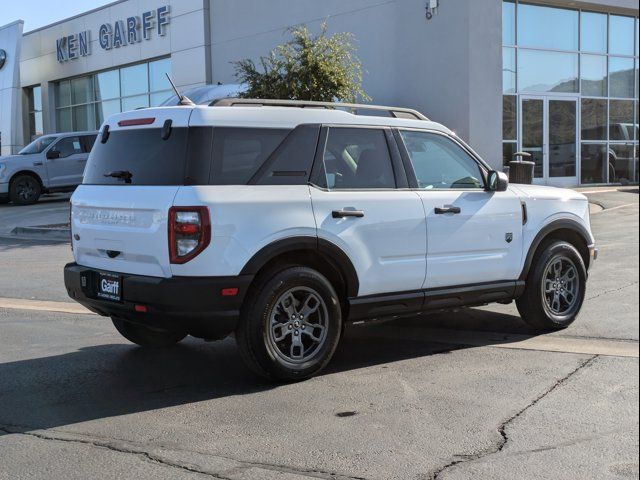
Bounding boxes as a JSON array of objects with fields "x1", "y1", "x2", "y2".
[
  {"x1": 519, "y1": 219, "x2": 593, "y2": 281},
  {"x1": 239, "y1": 236, "x2": 360, "y2": 297}
]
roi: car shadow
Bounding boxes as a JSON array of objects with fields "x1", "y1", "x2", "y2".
[{"x1": 0, "y1": 307, "x2": 545, "y2": 435}]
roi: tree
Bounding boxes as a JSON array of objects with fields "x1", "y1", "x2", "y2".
[{"x1": 233, "y1": 23, "x2": 369, "y2": 103}]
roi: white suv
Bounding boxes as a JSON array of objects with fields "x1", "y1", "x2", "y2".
[{"x1": 64, "y1": 99, "x2": 598, "y2": 381}]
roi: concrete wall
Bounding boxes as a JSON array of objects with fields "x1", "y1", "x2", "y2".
[{"x1": 0, "y1": 21, "x2": 25, "y2": 156}]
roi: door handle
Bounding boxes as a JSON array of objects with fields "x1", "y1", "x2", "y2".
[
  {"x1": 434, "y1": 206, "x2": 461, "y2": 214},
  {"x1": 332, "y1": 209, "x2": 365, "y2": 218}
]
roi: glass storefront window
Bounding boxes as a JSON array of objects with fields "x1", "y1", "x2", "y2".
[
  {"x1": 609, "y1": 15, "x2": 636, "y2": 56},
  {"x1": 609, "y1": 143, "x2": 636, "y2": 183},
  {"x1": 581, "y1": 12, "x2": 607, "y2": 54},
  {"x1": 27, "y1": 86, "x2": 43, "y2": 139},
  {"x1": 503, "y1": 1, "x2": 516, "y2": 46},
  {"x1": 518, "y1": 4, "x2": 578, "y2": 51},
  {"x1": 95, "y1": 70, "x2": 120, "y2": 101},
  {"x1": 503, "y1": 95, "x2": 517, "y2": 140},
  {"x1": 121, "y1": 94, "x2": 149, "y2": 112},
  {"x1": 503, "y1": 47, "x2": 516, "y2": 94},
  {"x1": 581, "y1": 54, "x2": 607, "y2": 97},
  {"x1": 149, "y1": 58, "x2": 172, "y2": 92},
  {"x1": 95, "y1": 100, "x2": 121, "y2": 127},
  {"x1": 609, "y1": 100, "x2": 635, "y2": 140},
  {"x1": 580, "y1": 143, "x2": 608, "y2": 183},
  {"x1": 72, "y1": 104, "x2": 96, "y2": 131},
  {"x1": 609, "y1": 57, "x2": 635, "y2": 98},
  {"x1": 56, "y1": 81, "x2": 71, "y2": 108},
  {"x1": 55, "y1": 58, "x2": 171, "y2": 132},
  {"x1": 120, "y1": 63, "x2": 149, "y2": 97},
  {"x1": 503, "y1": 142, "x2": 517, "y2": 170},
  {"x1": 581, "y1": 99, "x2": 607, "y2": 140},
  {"x1": 150, "y1": 91, "x2": 172, "y2": 107},
  {"x1": 56, "y1": 108, "x2": 72, "y2": 132},
  {"x1": 71, "y1": 76, "x2": 94, "y2": 105},
  {"x1": 518, "y1": 49, "x2": 578, "y2": 93},
  {"x1": 503, "y1": 2, "x2": 638, "y2": 185}
]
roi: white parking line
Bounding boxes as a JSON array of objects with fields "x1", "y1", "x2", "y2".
[
  {"x1": 0, "y1": 297, "x2": 93, "y2": 315},
  {"x1": 354, "y1": 325, "x2": 639, "y2": 358},
  {"x1": 2, "y1": 297, "x2": 637, "y2": 358}
]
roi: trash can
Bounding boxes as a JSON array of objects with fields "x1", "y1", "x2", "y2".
[{"x1": 509, "y1": 152, "x2": 535, "y2": 184}]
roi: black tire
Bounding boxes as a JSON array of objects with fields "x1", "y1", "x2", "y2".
[
  {"x1": 111, "y1": 317, "x2": 186, "y2": 347},
  {"x1": 9, "y1": 175, "x2": 42, "y2": 205},
  {"x1": 236, "y1": 266, "x2": 342, "y2": 382},
  {"x1": 517, "y1": 241, "x2": 587, "y2": 330}
]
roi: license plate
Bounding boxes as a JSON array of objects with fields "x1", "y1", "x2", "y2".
[{"x1": 96, "y1": 272, "x2": 122, "y2": 302}]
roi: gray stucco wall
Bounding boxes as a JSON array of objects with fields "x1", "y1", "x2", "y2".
[
  {"x1": 209, "y1": 0, "x2": 504, "y2": 167},
  {"x1": 0, "y1": 21, "x2": 24, "y2": 156}
]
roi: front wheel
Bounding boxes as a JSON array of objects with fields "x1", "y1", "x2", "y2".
[
  {"x1": 517, "y1": 241, "x2": 587, "y2": 330},
  {"x1": 236, "y1": 266, "x2": 342, "y2": 381},
  {"x1": 111, "y1": 317, "x2": 186, "y2": 347},
  {"x1": 10, "y1": 175, "x2": 42, "y2": 205}
]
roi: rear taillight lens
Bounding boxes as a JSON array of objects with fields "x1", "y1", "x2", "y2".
[{"x1": 169, "y1": 206, "x2": 211, "y2": 264}]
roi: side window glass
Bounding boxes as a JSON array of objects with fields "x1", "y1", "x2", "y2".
[
  {"x1": 80, "y1": 135, "x2": 97, "y2": 153},
  {"x1": 54, "y1": 137, "x2": 82, "y2": 158},
  {"x1": 399, "y1": 131, "x2": 484, "y2": 189},
  {"x1": 210, "y1": 128, "x2": 290, "y2": 185},
  {"x1": 323, "y1": 128, "x2": 395, "y2": 189}
]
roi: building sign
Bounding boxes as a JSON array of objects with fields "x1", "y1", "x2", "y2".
[
  {"x1": 56, "y1": 5, "x2": 170, "y2": 63},
  {"x1": 0, "y1": 49, "x2": 6, "y2": 70}
]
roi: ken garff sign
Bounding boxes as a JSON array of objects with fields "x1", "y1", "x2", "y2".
[{"x1": 56, "y1": 5, "x2": 170, "y2": 63}]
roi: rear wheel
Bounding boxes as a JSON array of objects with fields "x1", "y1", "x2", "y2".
[
  {"x1": 236, "y1": 266, "x2": 342, "y2": 381},
  {"x1": 9, "y1": 175, "x2": 41, "y2": 205},
  {"x1": 517, "y1": 241, "x2": 586, "y2": 330},
  {"x1": 111, "y1": 317, "x2": 186, "y2": 347}
]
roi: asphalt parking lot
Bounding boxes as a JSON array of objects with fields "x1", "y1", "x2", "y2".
[{"x1": 0, "y1": 188, "x2": 638, "y2": 480}]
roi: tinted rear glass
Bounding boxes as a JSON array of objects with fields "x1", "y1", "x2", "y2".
[
  {"x1": 83, "y1": 128, "x2": 189, "y2": 185},
  {"x1": 210, "y1": 128, "x2": 290, "y2": 185}
]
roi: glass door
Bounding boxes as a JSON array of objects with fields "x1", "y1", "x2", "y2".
[{"x1": 520, "y1": 96, "x2": 579, "y2": 186}]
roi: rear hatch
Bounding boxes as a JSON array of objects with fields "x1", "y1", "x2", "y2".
[{"x1": 71, "y1": 108, "x2": 197, "y2": 278}]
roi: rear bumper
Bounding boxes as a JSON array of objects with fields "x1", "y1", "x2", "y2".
[{"x1": 64, "y1": 263, "x2": 253, "y2": 338}]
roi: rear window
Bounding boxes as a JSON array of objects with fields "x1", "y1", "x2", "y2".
[
  {"x1": 83, "y1": 126, "x2": 301, "y2": 186},
  {"x1": 83, "y1": 128, "x2": 190, "y2": 185}
]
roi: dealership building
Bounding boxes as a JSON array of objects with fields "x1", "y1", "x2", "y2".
[{"x1": 0, "y1": 0, "x2": 638, "y2": 186}]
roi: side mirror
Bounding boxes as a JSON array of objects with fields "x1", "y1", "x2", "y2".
[
  {"x1": 47, "y1": 149, "x2": 61, "y2": 160},
  {"x1": 487, "y1": 170, "x2": 509, "y2": 192}
]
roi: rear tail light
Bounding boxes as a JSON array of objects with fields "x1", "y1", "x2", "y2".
[{"x1": 169, "y1": 206, "x2": 211, "y2": 264}]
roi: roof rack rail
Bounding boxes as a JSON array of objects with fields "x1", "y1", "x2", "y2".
[{"x1": 210, "y1": 98, "x2": 429, "y2": 121}]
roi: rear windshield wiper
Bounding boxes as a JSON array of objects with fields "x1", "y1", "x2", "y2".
[{"x1": 104, "y1": 170, "x2": 133, "y2": 184}]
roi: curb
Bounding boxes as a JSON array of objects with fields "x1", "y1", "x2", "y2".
[{"x1": 10, "y1": 226, "x2": 70, "y2": 242}]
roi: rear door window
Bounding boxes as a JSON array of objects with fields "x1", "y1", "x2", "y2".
[
  {"x1": 210, "y1": 128, "x2": 290, "y2": 185},
  {"x1": 322, "y1": 128, "x2": 396, "y2": 189}
]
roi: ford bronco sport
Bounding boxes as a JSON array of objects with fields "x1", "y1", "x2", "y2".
[{"x1": 64, "y1": 99, "x2": 598, "y2": 381}]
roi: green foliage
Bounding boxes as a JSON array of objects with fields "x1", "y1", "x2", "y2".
[{"x1": 233, "y1": 23, "x2": 369, "y2": 103}]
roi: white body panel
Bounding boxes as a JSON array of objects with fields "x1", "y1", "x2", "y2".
[
  {"x1": 70, "y1": 106, "x2": 595, "y2": 302},
  {"x1": 71, "y1": 185, "x2": 179, "y2": 278},
  {"x1": 170, "y1": 185, "x2": 316, "y2": 277},
  {"x1": 309, "y1": 187, "x2": 427, "y2": 296},
  {"x1": 417, "y1": 190, "x2": 524, "y2": 289}
]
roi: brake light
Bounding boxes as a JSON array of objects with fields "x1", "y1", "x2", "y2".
[
  {"x1": 118, "y1": 117, "x2": 155, "y2": 127},
  {"x1": 169, "y1": 206, "x2": 211, "y2": 264}
]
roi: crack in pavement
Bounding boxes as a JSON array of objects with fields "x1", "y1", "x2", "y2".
[
  {"x1": 428, "y1": 355, "x2": 599, "y2": 480},
  {"x1": 0, "y1": 425, "x2": 369, "y2": 480},
  {"x1": 586, "y1": 281, "x2": 638, "y2": 301}
]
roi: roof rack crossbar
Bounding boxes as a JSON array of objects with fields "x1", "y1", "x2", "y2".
[{"x1": 210, "y1": 98, "x2": 429, "y2": 121}]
